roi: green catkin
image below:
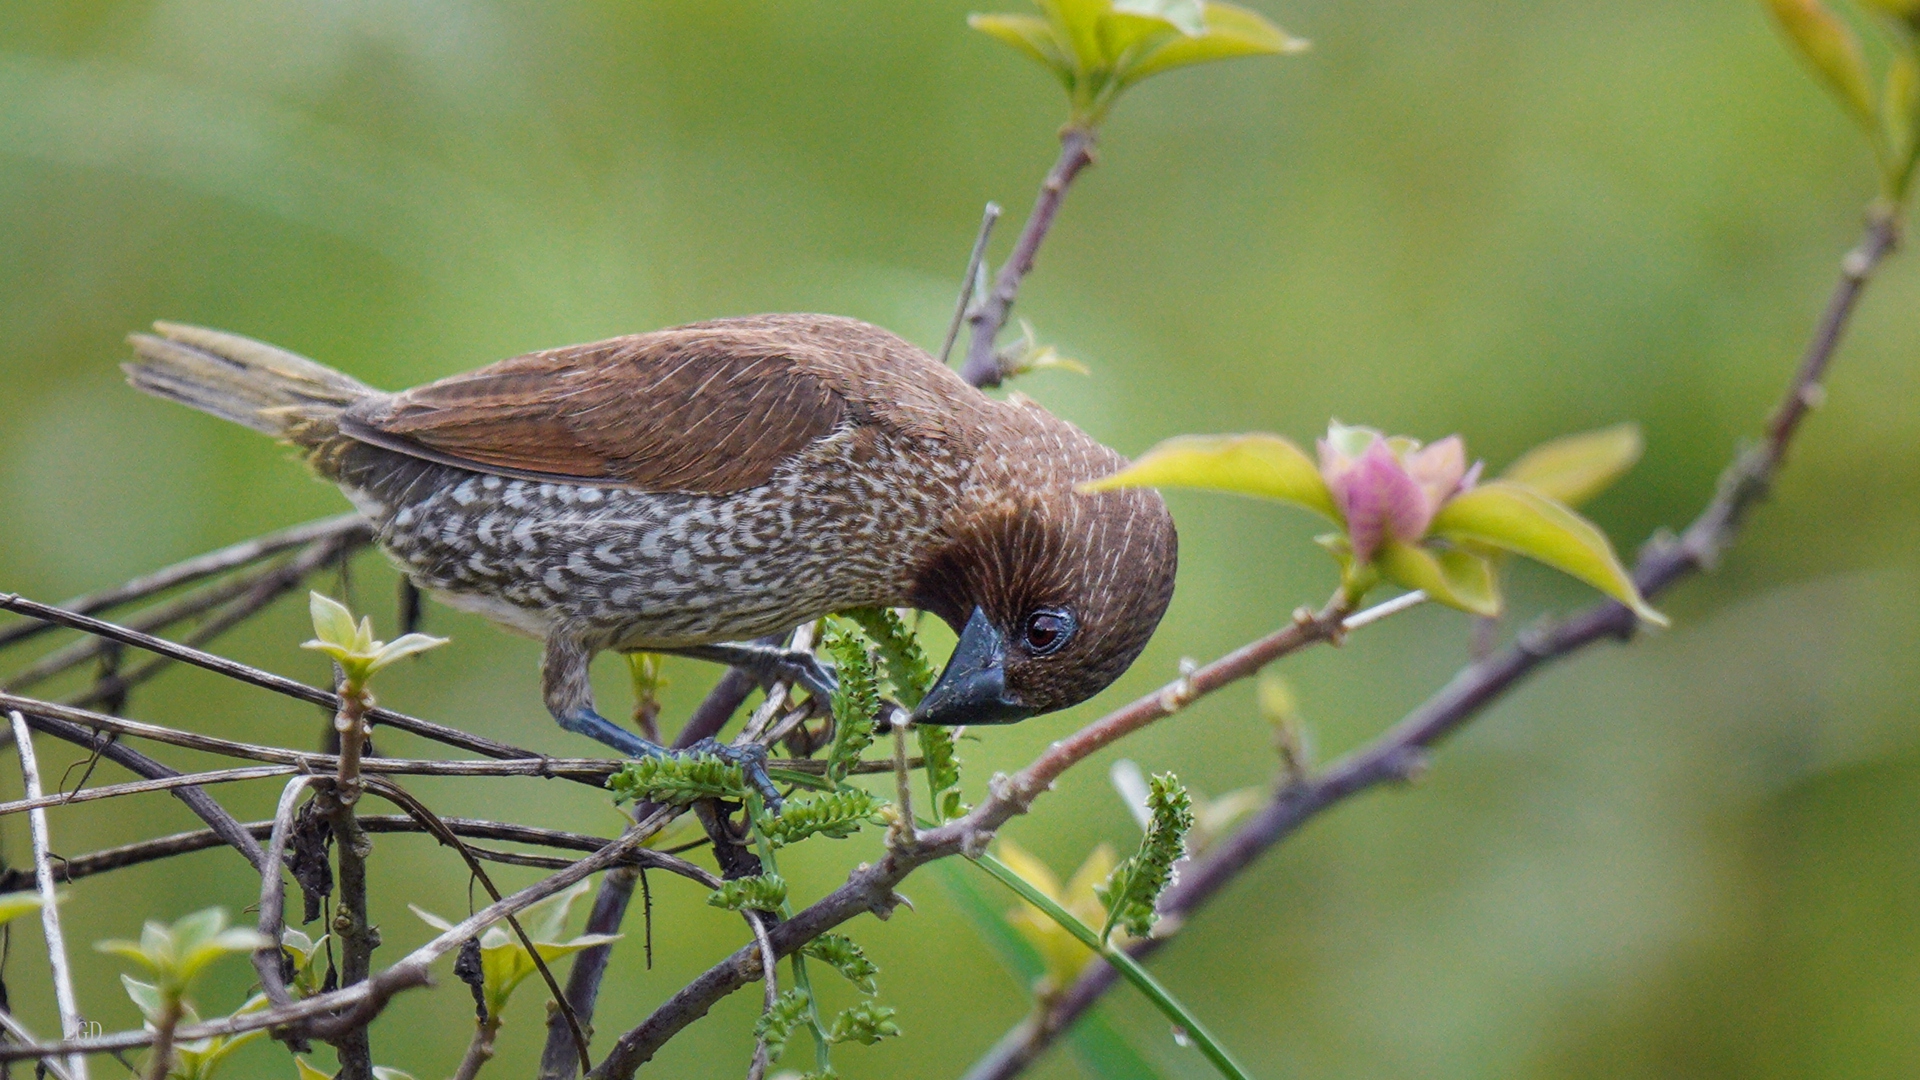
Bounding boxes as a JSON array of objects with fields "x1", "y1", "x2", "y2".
[
  {"x1": 754, "y1": 987, "x2": 813, "y2": 1063},
  {"x1": 1097, "y1": 771, "x2": 1195, "y2": 940},
  {"x1": 760, "y1": 789, "x2": 882, "y2": 847},
  {"x1": 824, "y1": 621, "x2": 882, "y2": 783}
]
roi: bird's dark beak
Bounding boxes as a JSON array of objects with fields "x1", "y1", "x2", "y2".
[{"x1": 911, "y1": 607, "x2": 1034, "y2": 726}]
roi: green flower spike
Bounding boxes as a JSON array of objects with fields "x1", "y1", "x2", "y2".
[{"x1": 1083, "y1": 421, "x2": 1665, "y2": 624}]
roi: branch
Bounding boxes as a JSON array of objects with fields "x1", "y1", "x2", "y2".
[
  {"x1": 959, "y1": 206, "x2": 1904, "y2": 1080},
  {"x1": 586, "y1": 592, "x2": 1426, "y2": 1078},
  {"x1": 0, "y1": 596, "x2": 567, "y2": 767},
  {"x1": 9, "y1": 712, "x2": 89, "y2": 1080},
  {"x1": 0, "y1": 809, "x2": 677, "y2": 1063},
  {"x1": 0, "y1": 514, "x2": 367, "y2": 652},
  {"x1": 960, "y1": 127, "x2": 1097, "y2": 388}
]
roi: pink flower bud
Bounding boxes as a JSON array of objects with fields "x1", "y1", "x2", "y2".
[{"x1": 1317, "y1": 426, "x2": 1477, "y2": 563}]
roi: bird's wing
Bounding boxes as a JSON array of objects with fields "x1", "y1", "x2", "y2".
[{"x1": 337, "y1": 316, "x2": 942, "y2": 494}]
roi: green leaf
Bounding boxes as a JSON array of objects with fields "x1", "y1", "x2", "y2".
[
  {"x1": 607, "y1": 753, "x2": 747, "y2": 805},
  {"x1": 365, "y1": 631, "x2": 449, "y2": 673},
  {"x1": 758, "y1": 788, "x2": 883, "y2": 847},
  {"x1": 1431, "y1": 481, "x2": 1667, "y2": 625},
  {"x1": 754, "y1": 987, "x2": 813, "y2": 1064},
  {"x1": 842, "y1": 607, "x2": 938, "y2": 709},
  {"x1": 824, "y1": 621, "x2": 883, "y2": 784},
  {"x1": 1120, "y1": 1, "x2": 1307, "y2": 86},
  {"x1": 0, "y1": 891, "x2": 44, "y2": 927},
  {"x1": 969, "y1": 13, "x2": 1073, "y2": 74},
  {"x1": 828, "y1": 1000, "x2": 901, "y2": 1046},
  {"x1": 803, "y1": 934, "x2": 881, "y2": 994},
  {"x1": 1501, "y1": 423, "x2": 1644, "y2": 507},
  {"x1": 307, "y1": 591, "x2": 358, "y2": 649},
  {"x1": 1082, "y1": 432, "x2": 1338, "y2": 520},
  {"x1": 1375, "y1": 540, "x2": 1501, "y2": 617},
  {"x1": 1068, "y1": 1008, "x2": 1175, "y2": 1080},
  {"x1": 1885, "y1": 53, "x2": 1920, "y2": 193},
  {"x1": 931, "y1": 858, "x2": 1051, "y2": 988},
  {"x1": 294, "y1": 1059, "x2": 335, "y2": 1080},
  {"x1": 1043, "y1": 0, "x2": 1111, "y2": 74},
  {"x1": 707, "y1": 873, "x2": 789, "y2": 912},
  {"x1": 918, "y1": 723, "x2": 965, "y2": 822},
  {"x1": 1764, "y1": 0, "x2": 1877, "y2": 129},
  {"x1": 122, "y1": 974, "x2": 165, "y2": 1019}
]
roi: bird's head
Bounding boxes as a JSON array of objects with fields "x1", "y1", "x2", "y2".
[{"x1": 910, "y1": 409, "x2": 1178, "y2": 727}]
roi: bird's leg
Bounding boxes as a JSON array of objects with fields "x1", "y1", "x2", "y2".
[
  {"x1": 542, "y1": 635, "x2": 782, "y2": 809},
  {"x1": 656, "y1": 641, "x2": 838, "y2": 700}
]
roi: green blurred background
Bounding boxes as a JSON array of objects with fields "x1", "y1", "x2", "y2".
[{"x1": 4, "y1": 2, "x2": 1920, "y2": 1077}]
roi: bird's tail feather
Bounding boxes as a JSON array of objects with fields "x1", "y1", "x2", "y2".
[{"x1": 124, "y1": 323, "x2": 374, "y2": 447}]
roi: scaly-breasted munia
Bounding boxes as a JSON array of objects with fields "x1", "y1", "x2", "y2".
[{"x1": 124, "y1": 315, "x2": 1177, "y2": 794}]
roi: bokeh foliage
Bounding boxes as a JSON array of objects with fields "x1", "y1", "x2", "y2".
[{"x1": 3, "y1": 2, "x2": 1920, "y2": 1077}]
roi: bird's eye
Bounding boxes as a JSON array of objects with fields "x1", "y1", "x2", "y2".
[{"x1": 1021, "y1": 608, "x2": 1076, "y2": 656}]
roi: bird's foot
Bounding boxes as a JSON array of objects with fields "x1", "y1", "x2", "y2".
[
  {"x1": 664, "y1": 642, "x2": 838, "y2": 700},
  {"x1": 685, "y1": 737, "x2": 783, "y2": 813},
  {"x1": 556, "y1": 707, "x2": 783, "y2": 812}
]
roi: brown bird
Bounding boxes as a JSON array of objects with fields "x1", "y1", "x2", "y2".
[{"x1": 124, "y1": 315, "x2": 1177, "y2": 797}]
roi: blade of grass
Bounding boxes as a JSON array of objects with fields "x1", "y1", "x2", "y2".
[{"x1": 968, "y1": 850, "x2": 1254, "y2": 1080}]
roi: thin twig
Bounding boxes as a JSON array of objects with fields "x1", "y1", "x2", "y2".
[
  {"x1": 362, "y1": 776, "x2": 595, "y2": 1075},
  {"x1": 0, "y1": 1012, "x2": 74, "y2": 1080},
  {"x1": 0, "y1": 809, "x2": 677, "y2": 1062},
  {"x1": 960, "y1": 128, "x2": 1097, "y2": 388},
  {"x1": 744, "y1": 907, "x2": 780, "y2": 1080},
  {"x1": 586, "y1": 590, "x2": 1425, "y2": 1078},
  {"x1": 0, "y1": 765, "x2": 298, "y2": 816},
  {"x1": 9, "y1": 711, "x2": 88, "y2": 1080},
  {"x1": 14, "y1": 710, "x2": 267, "y2": 872},
  {"x1": 253, "y1": 776, "x2": 321, "y2": 1011},
  {"x1": 0, "y1": 816, "x2": 705, "y2": 893},
  {"x1": 957, "y1": 207, "x2": 1904, "y2": 1080},
  {"x1": 940, "y1": 202, "x2": 1003, "y2": 367},
  {"x1": 0, "y1": 596, "x2": 559, "y2": 765},
  {"x1": 0, "y1": 514, "x2": 367, "y2": 652}
]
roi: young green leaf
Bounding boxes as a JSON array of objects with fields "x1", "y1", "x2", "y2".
[
  {"x1": 607, "y1": 753, "x2": 747, "y2": 805},
  {"x1": 1430, "y1": 481, "x2": 1666, "y2": 625},
  {"x1": 824, "y1": 621, "x2": 882, "y2": 783},
  {"x1": 803, "y1": 933, "x2": 881, "y2": 994},
  {"x1": 707, "y1": 873, "x2": 789, "y2": 912},
  {"x1": 759, "y1": 788, "x2": 883, "y2": 847},
  {"x1": 842, "y1": 608, "x2": 938, "y2": 708},
  {"x1": 1500, "y1": 423, "x2": 1644, "y2": 507},
  {"x1": 1097, "y1": 772, "x2": 1193, "y2": 942},
  {"x1": 0, "y1": 891, "x2": 43, "y2": 927},
  {"x1": 918, "y1": 723, "x2": 966, "y2": 822},
  {"x1": 828, "y1": 1000, "x2": 902, "y2": 1046},
  {"x1": 1375, "y1": 540, "x2": 1501, "y2": 617},
  {"x1": 1118, "y1": 1, "x2": 1308, "y2": 87},
  {"x1": 754, "y1": 987, "x2": 814, "y2": 1064},
  {"x1": 1764, "y1": 0, "x2": 1877, "y2": 129},
  {"x1": 1081, "y1": 432, "x2": 1338, "y2": 520}
]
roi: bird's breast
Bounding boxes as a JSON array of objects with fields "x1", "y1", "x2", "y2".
[{"x1": 331, "y1": 429, "x2": 968, "y2": 646}]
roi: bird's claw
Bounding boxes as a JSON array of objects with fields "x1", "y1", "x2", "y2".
[{"x1": 687, "y1": 737, "x2": 784, "y2": 813}]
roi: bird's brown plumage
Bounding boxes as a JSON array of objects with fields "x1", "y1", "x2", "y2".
[{"x1": 124, "y1": 313, "x2": 1178, "y2": 731}]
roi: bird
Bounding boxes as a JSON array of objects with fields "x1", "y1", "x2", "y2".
[{"x1": 123, "y1": 314, "x2": 1178, "y2": 799}]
